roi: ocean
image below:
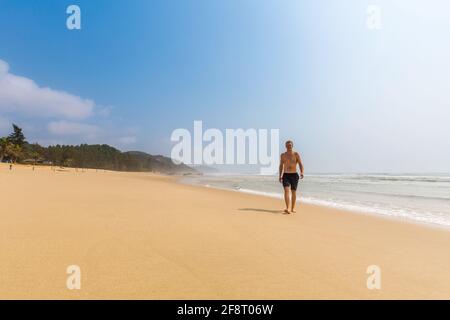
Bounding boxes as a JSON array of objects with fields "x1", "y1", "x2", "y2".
[{"x1": 181, "y1": 173, "x2": 450, "y2": 228}]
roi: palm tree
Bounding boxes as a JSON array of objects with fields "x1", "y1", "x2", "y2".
[
  {"x1": 6, "y1": 143, "x2": 22, "y2": 163},
  {"x1": 30, "y1": 151, "x2": 40, "y2": 170}
]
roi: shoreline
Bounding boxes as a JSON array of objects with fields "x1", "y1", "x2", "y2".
[
  {"x1": 1, "y1": 164, "x2": 450, "y2": 299},
  {"x1": 4, "y1": 164, "x2": 450, "y2": 231},
  {"x1": 178, "y1": 176, "x2": 450, "y2": 232}
]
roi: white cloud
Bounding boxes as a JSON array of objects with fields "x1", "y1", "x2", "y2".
[
  {"x1": 0, "y1": 60, "x2": 9, "y2": 74},
  {"x1": 0, "y1": 59, "x2": 94, "y2": 119},
  {"x1": 48, "y1": 120, "x2": 100, "y2": 137},
  {"x1": 97, "y1": 105, "x2": 113, "y2": 117},
  {"x1": 0, "y1": 59, "x2": 138, "y2": 149},
  {"x1": 117, "y1": 136, "x2": 137, "y2": 145}
]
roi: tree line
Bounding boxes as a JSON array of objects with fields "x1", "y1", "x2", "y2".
[{"x1": 0, "y1": 124, "x2": 195, "y2": 173}]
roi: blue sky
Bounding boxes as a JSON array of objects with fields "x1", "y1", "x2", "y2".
[{"x1": 1, "y1": 0, "x2": 450, "y2": 173}]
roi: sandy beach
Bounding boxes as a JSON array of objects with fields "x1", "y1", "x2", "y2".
[{"x1": 1, "y1": 163, "x2": 449, "y2": 299}]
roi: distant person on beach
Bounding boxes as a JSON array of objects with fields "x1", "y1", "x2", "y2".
[{"x1": 279, "y1": 140, "x2": 304, "y2": 214}]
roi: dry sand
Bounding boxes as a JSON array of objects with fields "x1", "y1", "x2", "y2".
[{"x1": 1, "y1": 163, "x2": 449, "y2": 299}]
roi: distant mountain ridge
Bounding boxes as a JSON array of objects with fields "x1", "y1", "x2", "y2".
[
  {"x1": 1, "y1": 124, "x2": 197, "y2": 174},
  {"x1": 122, "y1": 150, "x2": 196, "y2": 174}
]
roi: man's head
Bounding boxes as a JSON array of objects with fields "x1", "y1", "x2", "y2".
[{"x1": 285, "y1": 140, "x2": 293, "y2": 151}]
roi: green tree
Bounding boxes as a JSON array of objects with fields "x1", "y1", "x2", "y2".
[
  {"x1": 24, "y1": 142, "x2": 45, "y2": 160},
  {"x1": 6, "y1": 144, "x2": 22, "y2": 163},
  {"x1": 0, "y1": 137, "x2": 8, "y2": 162},
  {"x1": 7, "y1": 124, "x2": 26, "y2": 147},
  {"x1": 30, "y1": 151, "x2": 40, "y2": 166}
]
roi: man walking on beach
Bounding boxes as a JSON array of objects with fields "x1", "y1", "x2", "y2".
[{"x1": 279, "y1": 140, "x2": 304, "y2": 214}]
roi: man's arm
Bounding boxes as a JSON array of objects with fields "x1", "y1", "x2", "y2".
[
  {"x1": 297, "y1": 153, "x2": 304, "y2": 179},
  {"x1": 279, "y1": 154, "x2": 284, "y2": 182}
]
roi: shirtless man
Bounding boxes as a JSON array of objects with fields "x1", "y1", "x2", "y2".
[{"x1": 279, "y1": 140, "x2": 304, "y2": 214}]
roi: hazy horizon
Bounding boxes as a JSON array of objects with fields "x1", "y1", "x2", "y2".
[{"x1": 192, "y1": 165, "x2": 450, "y2": 175}]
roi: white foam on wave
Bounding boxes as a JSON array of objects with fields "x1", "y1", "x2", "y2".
[
  {"x1": 236, "y1": 188, "x2": 450, "y2": 228},
  {"x1": 181, "y1": 174, "x2": 450, "y2": 229}
]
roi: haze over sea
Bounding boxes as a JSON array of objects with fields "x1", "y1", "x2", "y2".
[{"x1": 182, "y1": 173, "x2": 450, "y2": 228}]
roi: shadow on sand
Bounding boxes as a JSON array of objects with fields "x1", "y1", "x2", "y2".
[{"x1": 238, "y1": 208, "x2": 287, "y2": 214}]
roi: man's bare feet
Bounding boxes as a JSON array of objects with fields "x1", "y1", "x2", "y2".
[
  {"x1": 291, "y1": 210, "x2": 296, "y2": 213},
  {"x1": 284, "y1": 209, "x2": 290, "y2": 214}
]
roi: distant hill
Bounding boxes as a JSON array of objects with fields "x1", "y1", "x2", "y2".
[
  {"x1": 1, "y1": 124, "x2": 196, "y2": 175},
  {"x1": 21, "y1": 144, "x2": 196, "y2": 175},
  {"x1": 122, "y1": 150, "x2": 197, "y2": 174}
]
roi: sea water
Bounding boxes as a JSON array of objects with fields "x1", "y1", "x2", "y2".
[{"x1": 181, "y1": 173, "x2": 450, "y2": 228}]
